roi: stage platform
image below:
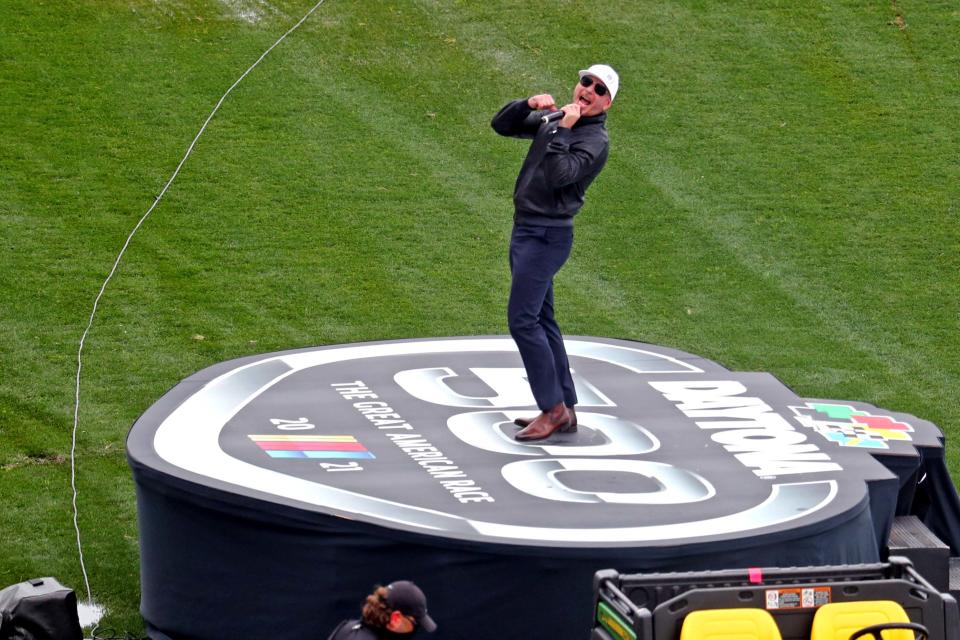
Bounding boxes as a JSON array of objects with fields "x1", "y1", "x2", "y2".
[{"x1": 126, "y1": 336, "x2": 960, "y2": 640}]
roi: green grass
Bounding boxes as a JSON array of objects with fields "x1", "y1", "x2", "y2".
[{"x1": 2, "y1": 0, "x2": 958, "y2": 633}]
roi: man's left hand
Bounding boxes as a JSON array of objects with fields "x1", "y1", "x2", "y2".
[{"x1": 558, "y1": 103, "x2": 581, "y2": 129}]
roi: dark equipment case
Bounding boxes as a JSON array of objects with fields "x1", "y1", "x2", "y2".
[{"x1": 0, "y1": 577, "x2": 83, "y2": 640}]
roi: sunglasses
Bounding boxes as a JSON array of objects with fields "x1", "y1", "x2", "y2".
[{"x1": 580, "y1": 75, "x2": 608, "y2": 97}]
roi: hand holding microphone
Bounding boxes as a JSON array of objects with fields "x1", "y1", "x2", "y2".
[
  {"x1": 542, "y1": 103, "x2": 582, "y2": 128},
  {"x1": 529, "y1": 94, "x2": 561, "y2": 124},
  {"x1": 528, "y1": 94, "x2": 582, "y2": 127}
]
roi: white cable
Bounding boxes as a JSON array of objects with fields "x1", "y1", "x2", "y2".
[{"x1": 70, "y1": 0, "x2": 329, "y2": 605}]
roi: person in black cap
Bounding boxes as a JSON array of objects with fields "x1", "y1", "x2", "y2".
[{"x1": 326, "y1": 581, "x2": 437, "y2": 639}]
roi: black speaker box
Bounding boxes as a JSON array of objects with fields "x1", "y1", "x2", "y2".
[{"x1": 0, "y1": 577, "x2": 82, "y2": 640}]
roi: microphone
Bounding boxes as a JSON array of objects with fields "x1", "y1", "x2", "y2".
[{"x1": 540, "y1": 110, "x2": 564, "y2": 124}]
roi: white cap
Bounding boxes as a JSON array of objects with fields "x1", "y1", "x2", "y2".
[{"x1": 578, "y1": 64, "x2": 619, "y2": 101}]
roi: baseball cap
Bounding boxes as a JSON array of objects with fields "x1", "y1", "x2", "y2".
[
  {"x1": 386, "y1": 581, "x2": 437, "y2": 633},
  {"x1": 578, "y1": 64, "x2": 619, "y2": 101}
]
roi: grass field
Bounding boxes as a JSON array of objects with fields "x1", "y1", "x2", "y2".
[{"x1": 2, "y1": 0, "x2": 958, "y2": 634}]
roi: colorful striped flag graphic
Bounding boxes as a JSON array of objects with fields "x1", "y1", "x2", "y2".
[{"x1": 248, "y1": 434, "x2": 375, "y2": 459}]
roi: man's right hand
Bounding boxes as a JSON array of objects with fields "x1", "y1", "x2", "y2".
[
  {"x1": 527, "y1": 94, "x2": 557, "y2": 111},
  {"x1": 558, "y1": 103, "x2": 581, "y2": 128}
]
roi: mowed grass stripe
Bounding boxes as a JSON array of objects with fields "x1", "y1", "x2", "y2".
[
  {"x1": 589, "y1": 3, "x2": 959, "y2": 384},
  {"x1": 269, "y1": 9, "x2": 525, "y2": 336}
]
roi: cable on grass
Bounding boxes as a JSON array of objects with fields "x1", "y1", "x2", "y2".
[
  {"x1": 88, "y1": 628, "x2": 149, "y2": 640},
  {"x1": 69, "y1": 0, "x2": 329, "y2": 610}
]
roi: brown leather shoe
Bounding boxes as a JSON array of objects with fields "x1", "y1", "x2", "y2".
[
  {"x1": 514, "y1": 406, "x2": 577, "y2": 429},
  {"x1": 515, "y1": 402, "x2": 573, "y2": 441}
]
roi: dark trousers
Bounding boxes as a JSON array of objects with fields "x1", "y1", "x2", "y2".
[{"x1": 508, "y1": 224, "x2": 578, "y2": 411}]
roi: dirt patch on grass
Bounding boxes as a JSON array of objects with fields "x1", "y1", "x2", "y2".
[
  {"x1": 889, "y1": 0, "x2": 907, "y2": 30},
  {"x1": 2, "y1": 453, "x2": 68, "y2": 470}
]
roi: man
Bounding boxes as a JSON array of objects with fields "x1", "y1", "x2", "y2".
[
  {"x1": 326, "y1": 580, "x2": 437, "y2": 639},
  {"x1": 491, "y1": 64, "x2": 618, "y2": 441}
]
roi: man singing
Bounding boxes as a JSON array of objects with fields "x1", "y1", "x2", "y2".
[{"x1": 491, "y1": 64, "x2": 618, "y2": 441}]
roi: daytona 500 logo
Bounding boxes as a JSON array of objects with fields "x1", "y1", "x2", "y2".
[{"x1": 139, "y1": 337, "x2": 934, "y2": 547}]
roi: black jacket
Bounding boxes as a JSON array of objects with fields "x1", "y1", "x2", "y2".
[
  {"x1": 491, "y1": 99, "x2": 609, "y2": 227},
  {"x1": 326, "y1": 619, "x2": 406, "y2": 640}
]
